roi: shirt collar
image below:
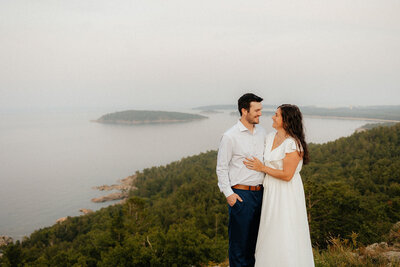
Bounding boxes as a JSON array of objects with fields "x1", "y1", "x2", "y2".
[{"x1": 237, "y1": 120, "x2": 257, "y2": 134}]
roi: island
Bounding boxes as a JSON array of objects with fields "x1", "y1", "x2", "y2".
[
  {"x1": 199, "y1": 109, "x2": 223, "y2": 114},
  {"x1": 93, "y1": 110, "x2": 208, "y2": 125}
]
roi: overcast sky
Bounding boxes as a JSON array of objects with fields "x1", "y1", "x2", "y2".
[{"x1": 1, "y1": 0, "x2": 399, "y2": 111}]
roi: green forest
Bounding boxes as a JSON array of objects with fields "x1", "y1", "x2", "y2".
[
  {"x1": 96, "y1": 110, "x2": 207, "y2": 124},
  {"x1": 1, "y1": 123, "x2": 400, "y2": 266}
]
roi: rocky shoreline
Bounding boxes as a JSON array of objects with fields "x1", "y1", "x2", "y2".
[
  {"x1": 91, "y1": 192, "x2": 129, "y2": 203},
  {"x1": 91, "y1": 175, "x2": 136, "y2": 192},
  {"x1": 54, "y1": 175, "x2": 137, "y2": 225},
  {"x1": 90, "y1": 175, "x2": 136, "y2": 203},
  {"x1": 0, "y1": 236, "x2": 13, "y2": 258},
  {"x1": 0, "y1": 236, "x2": 13, "y2": 247}
]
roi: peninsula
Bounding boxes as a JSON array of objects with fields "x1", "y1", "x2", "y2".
[
  {"x1": 194, "y1": 104, "x2": 400, "y2": 122},
  {"x1": 93, "y1": 110, "x2": 208, "y2": 125}
]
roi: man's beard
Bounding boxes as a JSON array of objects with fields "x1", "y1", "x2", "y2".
[{"x1": 246, "y1": 115, "x2": 259, "y2": 125}]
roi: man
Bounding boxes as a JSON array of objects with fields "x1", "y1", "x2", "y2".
[{"x1": 217, "y1": 93, "x2": 266, "y2": 267}]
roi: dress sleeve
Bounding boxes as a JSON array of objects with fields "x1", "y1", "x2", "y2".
[{"x1": 285, "y1": 138, "x2": 300, "y2": 154}]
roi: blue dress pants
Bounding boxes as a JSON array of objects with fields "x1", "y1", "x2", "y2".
[{"x1": 228, "y1": 188, "x2": 263, "y2": 267}]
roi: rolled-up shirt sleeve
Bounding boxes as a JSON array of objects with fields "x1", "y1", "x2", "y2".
[{"x1": 217, "y1": 134, "x2": 234, "y2": 198}]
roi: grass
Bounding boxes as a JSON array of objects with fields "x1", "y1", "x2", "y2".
[
  {"x1": 314, "y1": 235, "x2": 400, "y2": 267},
  {"x1": 211, "y1": 233, "x2": 400, "y2": 267}
]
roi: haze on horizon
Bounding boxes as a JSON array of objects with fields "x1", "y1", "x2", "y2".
[{"x1": 1, "y1": 0, "x2": 399, "y2": 112}]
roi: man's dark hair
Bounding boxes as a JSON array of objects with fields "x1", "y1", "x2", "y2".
[{"x1": 238, "y1": 93, "x2": 263, "y2": 116}]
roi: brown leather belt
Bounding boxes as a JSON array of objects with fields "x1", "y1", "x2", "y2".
[{"x1": 232, "y1": 184, "x2": 263, "y2": 191}]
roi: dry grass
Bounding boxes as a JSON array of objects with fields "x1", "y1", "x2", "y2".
[
  {"x1": 314, "y1": 235, "x2": 400, "y2": 267},
  {"x1": 210, "y1": 231, "x2": 400, "y2": 267},
  {"x1": 207, "y1": 258, "x2": 229, "y2": 267}
]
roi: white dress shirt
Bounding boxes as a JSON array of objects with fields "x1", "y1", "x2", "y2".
[{"x1": 217, "y1": 120, "x2": 266, "y2": 197}]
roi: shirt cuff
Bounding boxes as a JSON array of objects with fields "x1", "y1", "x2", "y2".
[{"x1": 222, "y1": 187, "x2": 234, "y2": 198}]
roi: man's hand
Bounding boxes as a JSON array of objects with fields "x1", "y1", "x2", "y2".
[{"x1": 227, "y1": 193, "x2": 243, "y2": 207}]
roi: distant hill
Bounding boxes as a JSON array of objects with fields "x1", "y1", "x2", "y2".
[
  {"x1": 356, "y1": 122, "x2": 397, "y2": 132},
  {"x1": 300, "y1": 105, "x2": 400, "y2": 121},
  {"x1": 194, "y1": 104, "x2": 276, "y2": 111},
  {"x1": 195, "y1": 104, "x2": 400, "y2": 121},
  {"x1": 1, "y1": 123, "x2": 400, "y2": 266},
  {"x1": 199, "y1": 110, "x2": 223, "y2": 114},
  {"x1": 193, "y1": 104, "x2": 236, "y2": 110},
  {"x1": 94, "y1": 110, "x2": 207, "y2": 125}
]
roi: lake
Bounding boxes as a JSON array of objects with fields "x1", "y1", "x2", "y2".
[{"x1": 0, "y1": 108, "x2": 371, "y2": 240}]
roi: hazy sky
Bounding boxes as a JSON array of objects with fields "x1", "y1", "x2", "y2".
[{"x1": 1, "y1": 0, "x2": 399, "y2": 111}]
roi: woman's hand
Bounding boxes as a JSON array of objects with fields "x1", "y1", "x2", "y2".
[{"x1": 243, "y1": 157, "x2": 265, "y2": 172}]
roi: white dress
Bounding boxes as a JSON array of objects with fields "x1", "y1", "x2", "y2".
[{"x1": 255, "y1": 132, "x2": 314, "y2": 267}]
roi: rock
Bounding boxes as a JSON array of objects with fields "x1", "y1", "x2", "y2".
[
  {"x1": 56, "y1": 217, "x2": 67, "y2": 224},
  {"x1": 119, "y1": 175, "x2": 137, "y2": 186},
  {"x1": 363, "y1": 242, "x2": 389, "y2": 257},
  {"x1": 361, "y1": 239, "x2": 400, "y2": 263},
  {"x1": 379, "y1": 242, "x2": 389, "y2": 249},
  {"x1": 91, "y1": 175, "x2": 136, "y2": 203},
  {"x1": 382, "y1": 251, "x2": 400, "y2": 261},
  {"x1": 0, "y1": 236, "x2": 13, "y2": 247},
  {"x1": 357, "y1": 222, "x2": 400, "y2": 264},
  {"x1": 79, "y1": 209, "x2": 93, "y2": 215},
  {"x1": 355, "y1": 128, "x2": 367, "y2": 133},
  {"x1": 367, "y1": 242, "x2": 388, "y2": 250},
  {"x1": 118, "y1": 198, "x2": 127, "y2": 205},
  {"x1": 92, "y1": 184, "x2": 120, "y2": 191},
  {"x1": 92, "y1": 175, "x2": 137, "y2": 192},
  {"x1": 388, "y1": 221, "x2": 400, "y2": 245},
  {"x1": 91, "y1": 192, "x2": 128, "y2": 203}
]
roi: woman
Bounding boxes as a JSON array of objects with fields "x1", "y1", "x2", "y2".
[{"x1": 244, "y1": 104, "x2": 314, "y2": 267}]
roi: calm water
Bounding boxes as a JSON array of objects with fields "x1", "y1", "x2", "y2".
[{"x1": 0, "y1": 109, "x2": 370, "y2": 240}]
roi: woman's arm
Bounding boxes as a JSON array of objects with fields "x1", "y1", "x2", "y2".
[{"x1": 243, "y1": 152, "x2": 302, "y2": 182}]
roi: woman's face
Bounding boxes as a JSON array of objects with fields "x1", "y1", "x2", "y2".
[{"x1": 272, "y1": 108, "x2": 284, "y2": 130}]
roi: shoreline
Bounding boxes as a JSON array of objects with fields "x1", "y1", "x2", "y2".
[
  {"x1": 303, "y1": 114, "x2": 400, "y2": 123},
  {"x1": 91, "y1": 118, "x2": 207, "y2": 125},
  {"x1": 3, "y1": 115, "x2": 398, "y2": 242}
]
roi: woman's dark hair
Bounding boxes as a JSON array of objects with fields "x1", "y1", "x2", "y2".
[
  {"x1": 238, "y1": 93, "x2": 263, "y2": 116},
  {"x1": 278, "y1": 104, "x2": 309, "y2": 164}
]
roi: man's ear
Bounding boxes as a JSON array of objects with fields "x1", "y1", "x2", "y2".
[{"x1": 241, "y1": 108, "x2": 248, "y2": 116}]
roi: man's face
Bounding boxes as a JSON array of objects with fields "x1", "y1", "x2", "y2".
[{"x1": 244, "y1": 102, "x2": 262, "y2": 125}]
